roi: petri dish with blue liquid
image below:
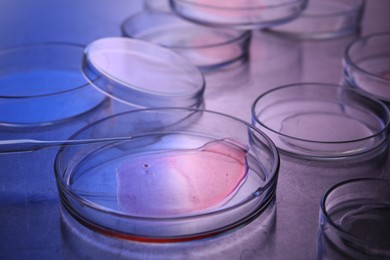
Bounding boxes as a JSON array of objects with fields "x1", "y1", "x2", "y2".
[
  {"x1": 55, "y1": 108, "x2": 279, "y2": 241},
  {"x1": 0, "y1": 43, "x2": 107, "y2": 127},
  {"x1": 0, "y1": 37, "x2": 205, "y2": 128}
]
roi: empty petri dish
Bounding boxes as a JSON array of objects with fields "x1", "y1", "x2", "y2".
[
  {"x1": 121, "y1": 11, "x2": 251, "y2": 72},
  {"x1": 319, "y1": 178, "x2": 390, "y2": 258},
  {"x1": 169, "y1": 0, "x2": 308, "y2": 30},
  {"x1": 55, "y1": 108, "x2": 279, "y2": 242},
  {"x1": 251, "y1": 83, "x2": 390, "y2": 159},
  {"x1": 344, "y1": 32, "x2": 390, "y2": 104},
  {"x1": 266, "y1": 0, "x2": 365, "y2": 40},
  {"x1": 82, "y1": 37, "x2": 205, "y2": 108},
  {"x1": 0, "y1": 43, "x2": 107, "y2": 127}
]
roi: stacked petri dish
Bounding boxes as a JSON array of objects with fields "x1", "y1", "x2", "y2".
[{"x1": 121, "y1": 0, "x2": 308, "y2": 71}]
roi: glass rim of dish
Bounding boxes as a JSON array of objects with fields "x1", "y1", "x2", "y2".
[
  {"x1": 54, "y1": 107, "x2": 280, "y2": 221},
  {"x1": 344, "y1": 32, "x2": 390, "y2": 84},
  {"x1": 302, "y1": 0, "x2": 365, "y2": 18},
  {"x1": 0, "y1": 42, "x2": 92, "y2": 99},
  {"x1": 121, "y1": 11, "x2": 252, "y2": 50},
  {"x1": 320, "y1": 177, "x2": 390, "y2": 252},
  {"x1": 170, "y1": 0, "x2": 305, "y2": 10},
  {"x1": 251, "y1": 82, "x2": 390, "y2": 144},
  {"x1": 82, "y1": 37, "x2": 205, "y2": 99}
]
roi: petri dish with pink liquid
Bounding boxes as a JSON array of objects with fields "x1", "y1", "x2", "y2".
[
  {"x1": 344, "y1": 32, "x2": 390, "y2": 104},
  {"x1": 54, "y1": 108, "x2": 279, "y2": 242},
  {"x1": 169, "y1": 0, "x2": 308, "y2": 30}
]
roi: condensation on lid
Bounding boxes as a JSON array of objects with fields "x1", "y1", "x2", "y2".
[{"x1": 82, "y1": 37, "x2": 205, "y2": 108}]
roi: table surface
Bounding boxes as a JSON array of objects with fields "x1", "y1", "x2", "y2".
[{"x1": 1, "y1": 1, "x2": 390, "y2": 259}]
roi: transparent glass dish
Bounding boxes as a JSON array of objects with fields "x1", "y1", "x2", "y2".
[
  {"x1": 344, "y1": 32, "x2": 390, "y2": 104},
  {"x1": 169, "y1": 0, "x2": 308, "y2": 30},
  {"x1": 319, "y1": 178, "x2": 390, "y2": 259},
  {"x1": 55, "y1": 108, "x2": 279, "y2": 242},
  {"x1": 251, "y1": 83, "x2": 390, "y2": 159},
  {"x1": 266, "y1": 0, "x2": 365, "y2": 40},
  {"x1": 0, "y1": 43, "x2": 106, "y2": 127},
  {"x1": 82, "y1": 37, "x2": 205, "y2": 108},
  {"x1": 121, "y1": 11, "x2": 251, "y2": 72}
]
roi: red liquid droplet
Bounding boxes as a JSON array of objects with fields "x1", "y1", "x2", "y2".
[{"x1": 116, "y1": 139, "x2": 248, "y2": 217}]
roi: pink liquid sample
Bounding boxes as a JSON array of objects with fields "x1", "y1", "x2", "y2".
[{"x1": 116, "y1": 139, "x2": 248, "y2": 217}]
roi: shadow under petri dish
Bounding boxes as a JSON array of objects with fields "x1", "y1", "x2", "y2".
[{"x1": 0, "y1": 43, "x2": 106, "y2": 127}]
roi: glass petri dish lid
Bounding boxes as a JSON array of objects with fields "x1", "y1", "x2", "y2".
[
  {"x1": 266, "y1": 0, "x2": 365, "y2": 40},
  {"x1": 344, "y1": 32, "x2": 390, "y2": 104},
  {"x1": 55, "y1": 108, "x2": 279, "y2": 242},
  {"x1": 0, "y1": 43, "x2": 107, "y2": 127},
  {"x1": 320, "y1": 178, "x2": 390, "y2": 258},
  {"x1": 251, "y1": 83, "x2": 390, "y2": 159},
  {"x1": 169, "y1": 0, "x2": 308, "y2": 30},
  {"x1": 121, "y1": 10, "x2": 251, "y2": 72},
  {"x1": 82, "y1": 37, "x2": 205, "y2": 108}
]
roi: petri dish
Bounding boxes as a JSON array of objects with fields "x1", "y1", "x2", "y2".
[
  {"x1": 344, "y1": 32, "x2": 390, "y2": 104},
  {"x1": 319, "y1": 178, "x2": 390, "y2": 258},
  {"x1": 81, "y1": 37, "x2": 205, "y2": 108},
  {"x1": 121, "y1": 11, "x2": 251, "y2": 72},
  {"x1": 54, "y1": 108, "x2": 279, "y2": 242},
  {"x1": 0, "y1": 43, "x2": 107, "y2": 127},
  {"x1": 266, "y1": 0, "x2": 365, "y2": 40},
  {"x1": 169, "y1": 0, "x2": 308, "y2": 30},
  {"x1": 251, "y1": 83, "x2": 390, "y2": 159}
]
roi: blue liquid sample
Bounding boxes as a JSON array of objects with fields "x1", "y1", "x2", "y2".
[{"x1": 0, "y1": 69, "x2": 105, "y2": 125}]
